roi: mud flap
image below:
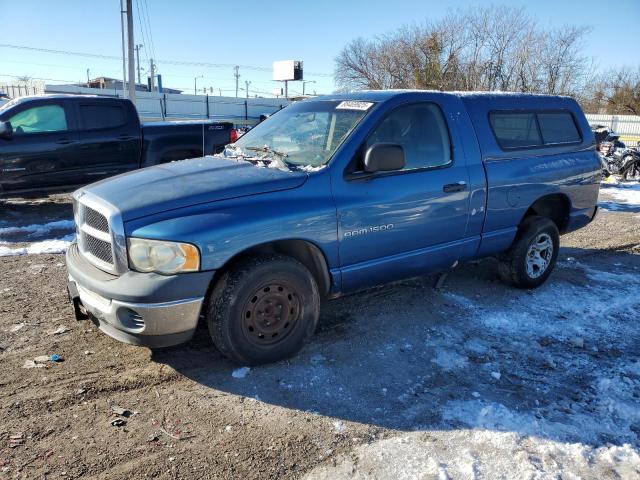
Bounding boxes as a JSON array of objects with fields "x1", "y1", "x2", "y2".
[{"x1": 67, "y1": 281, "x2": 89, "y2": 321}]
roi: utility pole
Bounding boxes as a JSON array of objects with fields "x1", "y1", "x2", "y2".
[
  {"x1": 149, "y1": 59, "x2": 156, "y2": 92},
  {"x1": 234, "y1": 66, "x2": 240, "y2": 98},
  {"x1": 86, "y1": 68, "x2": 90, "y2": 84},
  {"x1": 126, "y1": 0, "x2": 136, "y2": 103},
  {"x1": 194, "y1": 75, "x2": 203, "y2": 95},
  {"x1": 245, "y1": 80, "x2": 251, "y2": 99},
  {"x1": 120, "y1": 0, "x2": 127, "y2": 98},
  {"x1": 135, "y1": 44, "x2": 144, "y2": 85}
]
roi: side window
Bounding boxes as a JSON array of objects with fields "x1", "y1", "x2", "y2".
[
  {"x1": 489, "y1": 112, "x2": 542, "y2": 149},
  {"x1": 537, "y1": 112, "x2": 581, "y2": 144},
  {"x1": 366, "y1": 103, "x2": 452, "y2": 170},
  {"x1": 80, "y1": 104, "x2": 126, "y2": 130},
  {"x1": 8, "y1": 105, "x2": 68, "y2": 135}
]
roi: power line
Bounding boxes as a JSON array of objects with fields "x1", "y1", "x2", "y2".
[
  {"x1": 0, "y1": 43, "x2": 333, "y2": 77},
  {"x1": 2, "y1": 59, "x2": 121, "y2": 73},
  {"x1": 134, "y1": 0, "x2": 150, "y2": 67},
  {"x1": 141, "y1": 0, "x2": 157, "y2": 61},
  {"x1": 2, "y1": 60, "x2": 299, "y2": 86}
]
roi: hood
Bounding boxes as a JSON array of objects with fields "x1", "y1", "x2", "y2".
[{"x1": 82, "y1": 156, "x2": 307, "y2": 221}]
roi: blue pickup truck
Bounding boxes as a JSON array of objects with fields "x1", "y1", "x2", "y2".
[{"x1": 66, "y1": 91, "x2": 600, "y2": 365}]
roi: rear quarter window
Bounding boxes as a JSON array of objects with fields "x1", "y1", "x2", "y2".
[
  {"x1": 489, "y1": 112, "x2": 541, "y2": 149},
  {"x1": 80, "y1": 104, "x2": 126, "y2": 130},
  {"x1": 489, "y1": 110, "x2": 582, "y2": 150},
  {"x1": 537, "y1": 112, "x2": 581, "y2": 144}
]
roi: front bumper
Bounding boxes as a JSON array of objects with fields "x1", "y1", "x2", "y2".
[{"x1": 66, "y1": 243, "x2": 215, "y2": 348}]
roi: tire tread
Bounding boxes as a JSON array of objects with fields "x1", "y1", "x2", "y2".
[
  {"x1": 206, "y1": 254, "x2": 319, "y2": 365},
  {"x1": 498, "y1": 215, "x2": 559, "y2": 289}
]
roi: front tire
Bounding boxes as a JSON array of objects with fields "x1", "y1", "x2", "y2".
[
  {"x1": 498, "y1": 216, "x2": 560, "y2": 289},
  {"x1": 206, "y1": 254, "x2": 320, "y2": 365}
]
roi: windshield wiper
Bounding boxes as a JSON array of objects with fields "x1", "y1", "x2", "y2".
[{"x1": 245, "y1": 145, "x2": 289, "y2": 160}]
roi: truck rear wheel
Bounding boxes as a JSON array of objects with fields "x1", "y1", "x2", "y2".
[
  {"x1": 206, "y1": 254, "x2": 320, "y2": 365},
  {"x1": 498, "y1": 215, "x2": 559, "y2": 289}
]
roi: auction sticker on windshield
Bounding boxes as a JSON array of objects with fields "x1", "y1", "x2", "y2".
[{"x1": 336, "y1": 101, "x2": 374, "y2": 111}]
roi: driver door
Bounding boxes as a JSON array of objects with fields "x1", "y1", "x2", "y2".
[
  {"x1": 332, "y1": 101, "x2": 471, "y2": 292},
  {"x1": 0, "y1": 99, "x2": 78, "y2": 193}
]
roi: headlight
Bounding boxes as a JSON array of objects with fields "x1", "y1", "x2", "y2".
[{"x1": 127, "y1": 238, "x2": 200, "y2": 274}]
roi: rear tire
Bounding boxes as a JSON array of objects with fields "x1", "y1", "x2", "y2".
[
  {"x1": 498, "y1": 215, "x2": 560, "y2": 289},
  {"x1": 206, "y1": 254, "x2": 320, "y2": 365},
  {"x1": 623, "y1": 160, "x2": 639, "y2": 181}
]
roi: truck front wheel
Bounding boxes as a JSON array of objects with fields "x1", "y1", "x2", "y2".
[
  {"x1": 498, "y1": 215, "x2": 560, "y2": 289},
  {"x1": 206, "y1": 254, "x2": 320, "y2": 365}
]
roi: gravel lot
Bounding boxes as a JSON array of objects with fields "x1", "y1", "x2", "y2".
[{"x1": 0, "y1": 184, "x2": 639, "y2": 479}]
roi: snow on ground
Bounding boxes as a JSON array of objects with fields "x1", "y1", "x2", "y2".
[
  {"x1": 297, "y1": 257, "x2": 640, "y2": 479},
  {"x1": 0, "y1": 234, "x2": 75, "y2": 257},
  {"x1": 0, "y1": 217, "x2": 75, "y2": 257},
  {"x1": 305, "y1": 430, "x2": 640, "y2": 479},
  {"x1": 599, "y1": 180, "x2": 640, "y2": 212},
  {"x1": 175, "y1": 250, "x2": 639, "y2": 479},
  {"x1": 0, "y1": 219, "x2": 74, "y2": 237}
]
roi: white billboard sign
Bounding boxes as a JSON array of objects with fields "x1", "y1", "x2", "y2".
[{"x1": 273, "y1": 60, "x2": 303, "y2": 81}]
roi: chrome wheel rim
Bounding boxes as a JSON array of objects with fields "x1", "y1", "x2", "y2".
[{"x1": 526, "y1": 233, "x2": 553, "y2": 279}]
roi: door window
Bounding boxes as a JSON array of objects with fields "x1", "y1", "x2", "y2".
[
  {"x1": 365, "y1": 103, "x2": 452, "y2": 170},
  {"x1": 8, "y1": 105, "x2": 68, "y2": 135}
]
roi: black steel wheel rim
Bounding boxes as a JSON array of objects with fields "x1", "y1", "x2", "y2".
[{"x1": 241, "y1": 282, "x2": 301, "y2": 347}]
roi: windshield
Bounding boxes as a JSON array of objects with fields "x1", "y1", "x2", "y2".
[
  {"x1": 231, "y1": 100, "x2": 373, "y2": 168},
  {"x1": 0, "y1": 98, "x2": 19, "y2": 115}
]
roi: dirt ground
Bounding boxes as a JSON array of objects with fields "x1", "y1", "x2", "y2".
[{"x1": 0, "y1": 188, "x2": 639, "y2": 479}]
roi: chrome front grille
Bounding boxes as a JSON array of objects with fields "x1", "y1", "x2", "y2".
[
  {"x1": 84, "y1": 206, "x2": 110, "y2": 233},
  {"x1": 84, "y1": 232, "x2": 113, "y2": 264},
  {"x1": 74, "y1": 191, "x2": 125, "y2": 275}
]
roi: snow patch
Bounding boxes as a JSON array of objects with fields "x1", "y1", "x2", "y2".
[
  {"x1": 304, "y1": 429, "x2": 640, "y2": 480},
  {"x1": 431, "y1": 349, "x2": 468, "y2": 371},
  {"x1": 0, "y1": 220, "x2": 75, "y2": 237},
  {"x1": 0, "y1": 234, "x2": 75, "y2": 257},
  {"x1": 231, "y1": 367, "x2": 251, "y2": 379},
  {"x1": 599, "y1": 182, "x2": 640, "y2": 208},
  {"x1": 298, "y1": 164, "x2": 326, "y2": 173}
]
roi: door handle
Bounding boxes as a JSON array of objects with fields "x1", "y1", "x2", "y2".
[
  {"x1": 56, "y1": 138, "x2": 76, "y2": 145},
  {"x1": 443, "y1": 181, "x2": 467, "y2": 193},
  {"x1": 116, "y1": 135, "x2": 135, "y2": 141}
]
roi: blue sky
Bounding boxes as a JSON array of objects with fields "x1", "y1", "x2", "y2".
[{"x1": 1, "y1": 0, "x2": 639, "y2": 96}]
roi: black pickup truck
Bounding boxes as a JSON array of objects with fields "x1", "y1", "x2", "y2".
[{"x1": 0, "y1": 95, "x2": 237, "y2": 196}]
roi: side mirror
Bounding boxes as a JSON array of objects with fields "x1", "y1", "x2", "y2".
[
  {"x1": 364, "y1": 143, "x2": 405, "y2": 173},
  {"x1": 0, "y1": 121, "x2": 12, "y2": 139}
]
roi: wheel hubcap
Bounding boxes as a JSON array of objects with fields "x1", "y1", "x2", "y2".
[
  {"x1": 241, "y1": 283, "x2": 300, "y2": 346},
  {"x1": 525, "y1": 233, "x2": 553, "y2": 279}
]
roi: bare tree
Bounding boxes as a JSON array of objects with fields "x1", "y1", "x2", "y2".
[
  {"x1": 334, "y1": 6, "x2": 591, "y2": 97},
  {"x1": 605, "y1": 68, "x2": 640, "y2": 115},
  {"x1": 579, "y1": 68, "x2": 640, "y2": 114}
]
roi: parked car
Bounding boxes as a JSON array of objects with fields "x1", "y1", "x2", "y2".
[
  {"x1": 66, "y1": 91, "x2": 600, "y2": 365},
  {"x1": 0, "y1": 95, "x2": 237, "y2": 196}
]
